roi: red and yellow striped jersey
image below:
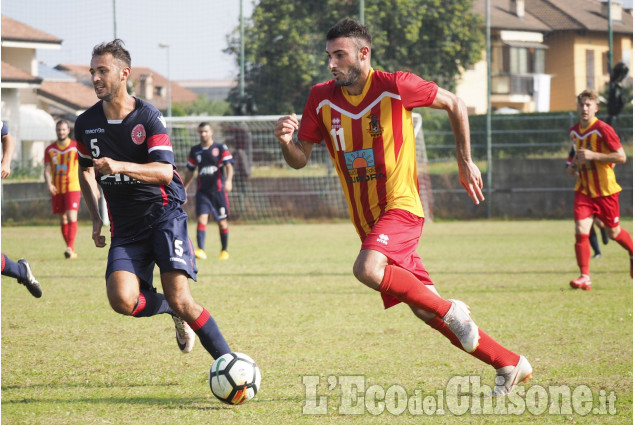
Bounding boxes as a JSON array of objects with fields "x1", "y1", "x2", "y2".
[
  {"x1": 569, "y1": 118, "x2": 622, "y2": 198},
  {"x1": 44, "y1": 139, "x2": 81, "y2": 194},
  {"x1": 299, "y1": 69, "x2": 438, "y2": 238}
]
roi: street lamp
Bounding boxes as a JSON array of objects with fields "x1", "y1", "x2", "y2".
[{"x1": 158, "y1": 42, "x2": 171, "y2": 118}]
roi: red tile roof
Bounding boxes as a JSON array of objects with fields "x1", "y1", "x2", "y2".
[
  {"x1": 1, "y1": 15, "x2": 62, "y2": 44},
  {"x1": 1, "y1": 61, "x2": 41, "y2": 83},
  {"x1": 38, "y1": 81, "x2": 98, "y2": 111}
]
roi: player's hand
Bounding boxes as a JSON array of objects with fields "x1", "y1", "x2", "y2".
[
  {"x1": 566, "y1": 164, "x2": 579, "y2": 177},
  {"x1": 48, "y1": 184, "x2": 58, "y2": 196},
  {"x1": 576, "y1": 148, "x2": 596, "y2": 164},
  {"x1": 1, "y1": 162, "x2": 11, "y2": 178},
  {"x1": 93, "y1": 157, "x2": 121, "y2": 175},
  {"x1": 274, "y1": 114, "x2": 299, "y2": 145},
  {"x1": 225, "y1": 180, "x2": 233, "y2": 193},
  {"x1": 92, "y1": 219, "x2": 107, "y2": 248},
  {"x1": 458, "y1": 161, "x2": 485, "y2": 205}
]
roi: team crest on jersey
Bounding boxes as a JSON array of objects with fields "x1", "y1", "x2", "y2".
[
  {"x1": 331, "y1": 117, "x2": 341, "y2": 130},
  {"x1": 131, "y1": 124, "x2": 146, "y2": 145},
  {"x1": 212, "y1": 147, "x2": 220, "y2": 157},
  {"x1": 367, "y1": 114, "x2": 383, "y2": 138}
]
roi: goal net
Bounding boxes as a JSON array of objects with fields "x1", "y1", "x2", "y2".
[{"x1": 167, "y1": 113, "x2": 432, "y2": 222}]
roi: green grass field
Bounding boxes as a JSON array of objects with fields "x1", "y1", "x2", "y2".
[{"x1": 2, "y1": 220, "x2": 632, "y2": 425}]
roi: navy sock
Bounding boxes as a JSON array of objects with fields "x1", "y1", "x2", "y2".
[
  {"x1": 589, "y1": 227, "x2": 601, "y2": 256},
  {"x1": 220, "y1": 229, "x2": 228, "y2": 251},
  {"x1": 189, "y1": 308, "x2": 231, "y2": 359},
  {"x1": 131, "y1": 290, "x2": 175, "y2": 317},
  {"x1": 197, "y1": 229, "x2": 206, "y2": 250},
  {"x1": 1, "y1": 254, "x2": 25, "y2": 280}
]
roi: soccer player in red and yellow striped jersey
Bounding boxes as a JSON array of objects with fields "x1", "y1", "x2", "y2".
[
  {"x1": 566, "y1": 90, "x2": 632, "y2": 290},
  {"x1": 44, "y1": 120, "x2": 82, "y2": 259},
  {"x1": 274, "y1": 18, "x2": 531, "y2": 395}
]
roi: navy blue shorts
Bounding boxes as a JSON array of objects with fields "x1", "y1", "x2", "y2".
[
  {"x1": 196, "y1": 191, "x2": 229, "y2": 221},
  {"x1": 106, "y1": 204, "x2": 198, "y2": 289}
]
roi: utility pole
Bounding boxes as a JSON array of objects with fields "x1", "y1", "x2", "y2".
[
  {"x1": 486, "y1": 0, "x2": 492, "y2": 218},
  {"x1": 360, "y1": 0, "x2": 365, "y2": 24},
  {"x1": 113, "y1": 0, "x2": 117, "y2": 38}
]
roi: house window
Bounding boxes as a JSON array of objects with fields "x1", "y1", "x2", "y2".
[
  {"x1": 493, "y1": 44, "x2": 546, "y2": 76},
  {"x1": 586, "y1": 50, "x2": 595, "y2": 89}
]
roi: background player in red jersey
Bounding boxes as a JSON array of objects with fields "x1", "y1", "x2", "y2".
[
  {"x1": 183, "y1": 122, "x2": 234, "y2": 261},
  {"x1": 566, "y1": 90, "x2": 633, "y2": 290},
  {"x1": 274, "y1": 18, "x2": 531, "y2": 395},
  {"x1": 76, "y1": 40, "x2": 231, "y2": 365},
  {"x1": 1, "y1": 121, "x2": 42, "y2": 298},
  {"x1": 44, "y1": 120, "x2": 82, "y2": 259}
]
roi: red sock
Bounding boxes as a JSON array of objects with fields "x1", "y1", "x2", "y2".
[
  {"x1": 62, "y1": 222, "x2": 70, "y2": 245},
  {"x1": 68, "y1": 221, "x2": 78, "y2": 250},
  {"x1": 575, "y1": 234, "x2": 590, "y2": 275},
  {"x1": 426, "y1": 317, "x2": 519, "y2": 369},
  {"x1": 613, "y1": 228, "x2": 633, "y2": 255},
  {"x1": 379, "y1": 265, "x2": 452, "y2": 317}
]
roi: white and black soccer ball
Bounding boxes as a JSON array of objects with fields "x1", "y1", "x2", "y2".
[{"x1": 209, "y1": 352, "x2": 261, "y2": 405}]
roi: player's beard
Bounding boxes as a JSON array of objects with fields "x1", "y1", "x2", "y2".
[
  {"x1": 95, "y1": 79, "x2": 121, "y2": 102},
  {"x1": 334, "y1": 59, "x2": 363, "y2": 87}
]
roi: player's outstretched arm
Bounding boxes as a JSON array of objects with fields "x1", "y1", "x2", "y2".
[
  {"x1": 274, "y1": 114, "x2": 314, "y2": 169},
  {"x1": 78, "y1": 165, "x2": 106, "y2": 247},
  {"x1": 430, "y1": 87, "x2": 484, "y2": 205}
]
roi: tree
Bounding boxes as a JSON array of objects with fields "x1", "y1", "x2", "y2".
[{"x1": 225, "y1": 0, "x2": 483, "y2": 115}]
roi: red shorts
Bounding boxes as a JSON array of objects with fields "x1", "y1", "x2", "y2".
[
  {"x1": 361, "y1": 208, "x2": 433, "y2": 309},
  {"x1": 52, "y1": 191, "x2": 81, "y2": 214},
  {"x1": 574, "y1": 191, "x2": 621, "y2": 228}
]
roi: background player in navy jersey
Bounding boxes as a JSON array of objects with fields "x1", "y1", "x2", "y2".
[
  {"x1": 183, "y1": 122, "x2": 234, "y2": 260},
  {"x1": 75, "y1": 39, "x2": 231, "y2": 363},
  {"x1": 1, "y1": 121, "x2": 42, "y2": 298}
]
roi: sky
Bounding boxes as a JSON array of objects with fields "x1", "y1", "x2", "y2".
[{"x1": 2, "y1": 0, "x2": 256, "y2": 81}]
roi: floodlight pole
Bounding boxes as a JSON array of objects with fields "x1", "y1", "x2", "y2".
[
  {"x1": 486, "y1": 0, "x2": 492, "y2": 218},
  {"x1": 608, "y1": 0, "x2": 613, "y2": 73},
  {"x1": 158, "y1": 43, "x2": 172, "y2": 118},
  {"x1": 239, "y1": 0, "x2": 245, "y2": 97},
  {"x1": 360, "y1": 0, "x2": 365, "y2": 24},
  {"x1": 113, "y1": 0, "x2": 117, "y2": 38}
]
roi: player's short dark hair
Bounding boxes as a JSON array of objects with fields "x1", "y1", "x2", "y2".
[
  {"x1": 198, "y1": 122, "x2": 212, "y2": 129},
  {"x1": 326, "y1": 18, "x2": 372, "y2": 48},
  {"x1": 56, "y1": 119, "x2": 70, "y2": 128},
  {"x1": 92, "y1": 39, "x2": 131, "y2": 68}
]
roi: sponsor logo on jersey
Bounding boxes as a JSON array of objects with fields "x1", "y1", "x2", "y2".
[
  {"x1": 377, "y1": 234, "x2": 389, "y2": 245},
  {"x1": 85, "y1": 128, "x2": 105, "y2": 134},
  {"x1": 332, "y1": 117, "x2": 341, "y2": 130},
  {"x1": 200, "y1": 165, "x2": 218, "y2": 175},
  {"x1": 343, "y1": 148, "x2": 386, "y2": 184},
  {"x1": 131, "y1": 124, "x2": 146, "y2": 145}
]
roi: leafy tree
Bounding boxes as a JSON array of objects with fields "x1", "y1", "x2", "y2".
[{"x1": 225, "y1": 0, "x2": 483, "y2": 115}]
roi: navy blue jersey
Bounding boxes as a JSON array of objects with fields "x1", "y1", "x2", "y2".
[
  {"x1": 1, "y1": 121, "x2": 8, "y2": 136},
  {"x1": 75, "y1": 98, "x2": 187, "y2": 239},
  {"x1": 186, "y1": 142, "x2": 234, "y2": 193}
]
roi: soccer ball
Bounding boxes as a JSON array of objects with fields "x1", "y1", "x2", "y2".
[{"x1": 209, "y1": 352, "x2": 261, "y2": 405}]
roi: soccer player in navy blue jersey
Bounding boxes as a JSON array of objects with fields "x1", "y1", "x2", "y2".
[
  {"x1": 183, "y1": 122, "x2": 234, "y2": 261},
  {"x1": 76, "y1": 39, "x2": 231, "y2": 360}
]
